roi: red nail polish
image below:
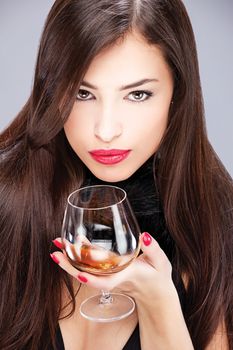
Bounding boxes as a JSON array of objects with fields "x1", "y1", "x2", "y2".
[
  {"x1": 52, "y1": 239, "x2": 63, "y2": 250},
  {"x1": 50, "y1": 253, "x2": 60, "y2": 264},
  {"x1": 77, "y1": 275, "x2": 88, "y2": 283},
  {"x1": 142, "y1": 232, "x2": 152, "y2": 246}
]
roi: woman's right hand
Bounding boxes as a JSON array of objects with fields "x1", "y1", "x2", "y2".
[{"x1": 50, "y1": 232, "x2": 178, "y2": 306}]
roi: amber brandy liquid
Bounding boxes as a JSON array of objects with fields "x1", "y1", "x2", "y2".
[{"x1": 66, "y1": 243, "x2": 140, "y2": 275}]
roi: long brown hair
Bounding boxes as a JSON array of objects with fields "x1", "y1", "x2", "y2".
[{"x1": 0, "y1": 0, "x2": 232, "y2": 349}]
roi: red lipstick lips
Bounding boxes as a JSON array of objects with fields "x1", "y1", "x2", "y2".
[{"x1": 89, "y1": 149, "x2": 131, "y2": 165}]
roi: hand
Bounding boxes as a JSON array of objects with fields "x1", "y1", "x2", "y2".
[{"x1": 51, "y1": 232, "x2": 178, "y2": 305}]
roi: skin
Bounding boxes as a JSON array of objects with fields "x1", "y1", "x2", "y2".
[{"x1": 53, "y1": 32, "x2": 228, "y2": 350}]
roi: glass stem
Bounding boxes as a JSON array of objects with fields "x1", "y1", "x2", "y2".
[{"x1": 99, "y1": 290, "x2": 113, "y2": 305}]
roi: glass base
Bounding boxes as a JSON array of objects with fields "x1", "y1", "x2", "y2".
[{"x1": 80, "y1": 292, "x2": 135, "y2": 322}]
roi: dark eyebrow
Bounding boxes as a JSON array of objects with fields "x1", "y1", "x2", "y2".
[{"x1": 80, "y1": 78, "x2": 159, "y2": 91}]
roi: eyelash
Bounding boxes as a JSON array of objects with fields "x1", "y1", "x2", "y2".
[{"x1": 76, "y1": 89, "x2": 154, "y2": 103}]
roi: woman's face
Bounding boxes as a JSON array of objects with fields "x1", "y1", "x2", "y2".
[{"x1": 64, "y1": 32, "x2": 173, "y2": 182}]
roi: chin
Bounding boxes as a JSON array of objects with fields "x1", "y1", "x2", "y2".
[{"x1": 91, "y1": 167, "x2": 135, "y2": 183}]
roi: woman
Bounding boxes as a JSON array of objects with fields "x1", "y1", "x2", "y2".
[{"x1": 0, "y1": 0, "x2": 232, "y2": 349}]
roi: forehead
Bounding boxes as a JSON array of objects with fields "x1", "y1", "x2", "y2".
[{"x1": 82, "y1": 32, "x2": 170, "y2": 87}]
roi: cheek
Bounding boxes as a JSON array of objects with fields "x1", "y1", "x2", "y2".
[
  {"x1": 64, "y1": 117, "x2": 77, "y2": 146},
  {"x1": 125, "y1": 107, "x2": 169, "y2": 143},
  {"x1": 64, "y1": 108, "x2": 90, "y2": 145}
]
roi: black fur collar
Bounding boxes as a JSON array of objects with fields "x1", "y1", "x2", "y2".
[{"x1": 82, "y1": 155, "x2": 175, "y2": 261}]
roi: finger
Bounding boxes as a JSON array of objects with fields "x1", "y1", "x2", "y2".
[
  {"x1": 50, "y1": 251, "x2": 82, "y2": 279},
  {"x1": 52, "y1": 238, "x2": 64, "y2": 250},
  {"x1": 51, "y1": 237, "x2": 121, "y2": 289},
  {"x1": 52, "y1": 235, "x2": 92, "y2": 251},
  {"x1": 50, "y1": 251, "x2": 120, "y2": 290},
  {"x1": 140, "y1": 232, "x2": 172, "y2": 272},
  {"x1": 76, "y1": 270, "x2": 119, "y2": 290}
]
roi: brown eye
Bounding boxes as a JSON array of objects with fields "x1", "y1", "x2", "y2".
[
  {"x1": 133, "y1": 91, "x2": 144, "y2": 99},
  {"x1": 76, "y1": 89, "x2": 93, "y2": 100},
  {"x1": 128, "y1": 90, "x2": 153, "y2": 102}
]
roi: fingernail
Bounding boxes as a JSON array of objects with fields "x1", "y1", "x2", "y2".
[
  {"x1": 52, "y1": 239, "x2": 63, "y2": 250},
  {"x1": 77, "y1": 275, "x2": 88, "y2": 283},
  {"x1": 50, "y1": 253, "x2": 60, "y2": 264},
  {"x1": 142, "y1": 232, "x2": 152, "y2": 246}
]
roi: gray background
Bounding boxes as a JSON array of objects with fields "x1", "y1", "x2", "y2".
[{"x1": 0, "y1": 0, "x2": 232, "y2": 176}]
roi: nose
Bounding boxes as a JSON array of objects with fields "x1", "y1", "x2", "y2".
[{"x1": 94, "y1": 104, "x2": 122, "y2": 143}]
